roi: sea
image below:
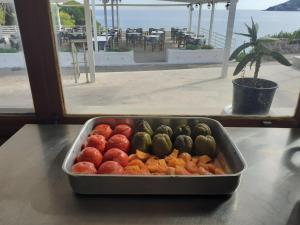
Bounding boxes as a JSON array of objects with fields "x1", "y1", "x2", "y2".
[{"x1": 95, "y1": 7, "x2": 300, "y2": 46}]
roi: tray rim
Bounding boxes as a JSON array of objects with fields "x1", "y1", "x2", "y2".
[{"x1": 62, "y1": 116, "x2": 247, "y2": 178}]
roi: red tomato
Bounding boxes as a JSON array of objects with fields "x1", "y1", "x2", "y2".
[
  {"x1": 97, "y1": 161, "x2": 124, "y2": 174},
  {"x1": 113, "y1": 124, "x2": 133, "y2": 139},
  {"x1": 104, "y1": 148, "x2": 129, "y2": 167},
  {"x1": 76, "y1": 147, "x2": 103, "y2": 168},
  {"x1": 86, "y1": 134, "x2": 106, "y2": 153},
  {"x1": 92, "y1": 124, "x2": 113, "y2": 139},
  {"x1": 107, "y1": 134, "x2": 130, "y2": 153},
  {"x1": 71, "y1": 162, "x2": 97, "y2": 174}
]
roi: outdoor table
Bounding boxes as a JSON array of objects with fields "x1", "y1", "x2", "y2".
[
  {"x1": 184, "y1": 32, "x2": 195, "y2": 37},
  {"x1": 93, "y1": 35, "x2": 112, "y2": 42},
  {"x1": 71, "y1": 31, "x2": 84, "y2": 36},
  {"x1": 92, "y1": 35, "x2": 112, "y2": 50},
  {"x1": 144, "y1": 34, "x2": 161, "y2": 51},
  {"x1": 126, "y1": 32, "x2": 142, "y2": 47},
  {"x1": 151, "y1": 30, "x2": 164, "y2": 35},
  {"x1": 1, "y1": 124, "x2": 299, "y2": 225},
  {"x1": 189, "y1": 36, "x2": 206, "y2": 45},
  {"x1": 69, "y1": 32, "x2": 85, "y2": 39},
  {"x1": 110, "y1": 31, "x2": 118, "y2": 36},
  {"x1": 145, "y1": 34, "x2": 160, "y2": 39},
  {"x1": 127, "y1": 32, "x2": 142, "y2": 36},
  {"x1": 98, "y1": 36, "x2": 109, "y2": 42}
]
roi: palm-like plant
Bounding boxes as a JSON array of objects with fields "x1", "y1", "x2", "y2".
[{"x1": 230, "y1": 18, "x2": 292, "y2": 79}]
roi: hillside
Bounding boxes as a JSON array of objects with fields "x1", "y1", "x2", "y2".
[{"x1": 266, "y1": 0, "x2": 300, "y2": 11}]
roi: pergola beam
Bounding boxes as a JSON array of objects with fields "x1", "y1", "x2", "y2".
[
  {"x1": 187, "y1": 4, "x2": 193, "y2": 32},
  {"x1": 83, "y1": 0, "x2": 95, "y2": 82},
  {"x1": 221, "y1": 0, "x2": 238, "y2": 78},
  {"x1": 161, "y1": 0, "x2": 228, "y2": 3},
  {"x1": 111, "y1": 0, "x2": 115, "y2": 30},
  {"x1": 116, "y1": 0, "x2": 120, "y2": 29},
  {"x1": 196, "y1": 4, "x2": 202, "y2": 37},
  {"x1": 208, "y1": 1, "x2": 215, "y2": 45},
  {"x1": 62, "y1": 3, "x2": 189, "y2": 7},
  {"x1": 103, "y1": 0, "x2": 108, "y2": 44},
  {"x1": 91, "y1": 0, "x2": 98, "y2": 52}
]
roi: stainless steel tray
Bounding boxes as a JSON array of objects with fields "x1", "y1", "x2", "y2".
[{"x1": 62, "y1": 116, "x2": 246, "y2": 195}]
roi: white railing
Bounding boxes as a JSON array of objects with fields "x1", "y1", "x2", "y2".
[
  {"x1": 0, "y1": 25, "x2": 19, "y2": 37},
  {"x1": 199, "y1": 27, "x2": 236, "y2": 50}
]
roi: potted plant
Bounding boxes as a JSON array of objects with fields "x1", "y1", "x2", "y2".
[{"x1": 229, "y1": 18, "x2": 292, "y2": 115}]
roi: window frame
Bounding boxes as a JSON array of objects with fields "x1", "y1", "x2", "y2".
[{"x1": 0, "y1": 0, "x2": 299, "y2": 138}]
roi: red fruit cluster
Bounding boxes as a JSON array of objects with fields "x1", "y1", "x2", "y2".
[{"x1": 72, "y1": 123, "x2": 133, "y2": 175}]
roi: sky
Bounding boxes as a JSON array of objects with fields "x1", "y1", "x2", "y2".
[
  {"x1": 73, "y1": 0, "x2": 289, "y2": 10},
  {"x1": 236, "y1": 0, "x2": 287, "y2": 9},
  {"x1": 115, "y1": 0, "x2": 289, "y2": 9}
]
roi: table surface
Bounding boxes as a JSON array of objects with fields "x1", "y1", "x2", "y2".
[
  {"x1": 93, "y1": 36, "x2": 111, "y2": 42},
  {"x1": 151, "y1": 31, "x2": 164, "y2": 34},
  {"x1": 145, "y1": 34, "x2": 160, "y2": 38},
  {"x1": 0, "y1": 125, "x2": 300, "y2": 225},
  {"x1": 127, "y1": 32, "x2": 142, "y2": 35}
]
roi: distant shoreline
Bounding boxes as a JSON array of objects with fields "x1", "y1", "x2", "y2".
[
  {"x1": 263, "y1": 9, "x2": 300, "y2": 11},
  {"x1": 265, "y1": 0, "x2": 300, "y2": 11}
]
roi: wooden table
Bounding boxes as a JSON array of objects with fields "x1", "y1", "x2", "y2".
[{"x1": 0, "y1": 125, "x2": 300, "y2": 225}]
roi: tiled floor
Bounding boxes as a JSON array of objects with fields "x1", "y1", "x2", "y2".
[
  {"x1": 62, "y1": 62, "x2": 300, "y2": 116},
  {"x1": 0, "y1": 61, "x2": 299, "y2": 116}
]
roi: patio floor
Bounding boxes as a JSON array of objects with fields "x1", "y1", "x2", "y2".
[
  {"x1": 0, "y1": 62, "x2": 299, "y2": 116},
  {"x1": 63, "y1": 62, "x2": 299, "y2": 116}
]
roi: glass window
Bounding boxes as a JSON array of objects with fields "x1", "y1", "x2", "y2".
[
  {"x1": 0, "y1": 2, "x2": 34, "y2": 113},
  {"x1": 51, "y1": 0, "x2": 300, "y2": 116}
]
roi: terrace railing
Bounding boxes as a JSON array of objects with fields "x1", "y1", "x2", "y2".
[
  {"x1": 199, "y1": 27, "x2": 236, "y2": 50},
  {"x1": 0, "y1": 25, "x2": 19, "y2": 38}
]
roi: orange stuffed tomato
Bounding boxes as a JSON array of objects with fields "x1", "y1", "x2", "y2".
[
  {"x1": 92, "y1": 124, "x2": 113, "y2": 139},
  {"x1": 71, "y1": 162, "x2": 97, "y2": 174},
  {"x1": 85, "y1": 134, "x2": 107, "y2": 154},
  {"x1": 107, "y1": 134, "x2": 130, "y2": 153},
  {"x1": 97, "y1": 161, "x2": 124, "y2": 174},
  {"x1": 104, "y1": 148, "x2": 129, "y2": 167},
  {"x1": 113, "y1": 124, "x2": 133, "y2": 139},
  {"x1": 76, "y1": 147, "x2": 103, "y2": 168}
]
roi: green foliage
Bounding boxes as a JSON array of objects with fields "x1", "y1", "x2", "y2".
[
  {"x1": 271, "y1": 29, "x2": 300, "y2": 44},
  {"x1": 60, "y1": 1, "x2": 85, "y2": 25},
  {"x1": 106, "y1": 47, "x2": 131, "y2": 52},
  {"x1": 0, "y1": 48, "x2": 18, "y2": 53},
  {"x1": 272, "y1": 31, "x2": 293, "y2": 39},
  {"x1": 0, "y1": 6, "x2": 5, "y2": 25},
  {"x1": 60, "y1": 11, "x2": 75, "y2": 28},
  {"x1": 185, "y1": 44, "x2": 213, "y2": 50},
  {"x1": 235, "y1": 49, "x2": 247, "y2": 62},
  {"x1": 230, "y1": 18, "x2": 292, "y2": 79},
  {"x1": 0, "y1": 3, "x2": 16, "y2": 25},
  {"x1": 186, "y1": 44, "x2": 201, "y2": 50},
  {"x1": 59, "y1": 1, "x2": 101, "y2": 30},
  {"x1": 201, "y1": 45, "x2": 214, "y2": 49}
]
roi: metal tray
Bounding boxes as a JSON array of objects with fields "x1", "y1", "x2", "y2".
[{"x1": 62, "y1": 116, "x2": 246, "y2": 195}]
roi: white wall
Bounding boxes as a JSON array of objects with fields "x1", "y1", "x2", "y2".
[
  {"x1": 292, "y1": 56, "x2": 300, "y2": 69},
  {"x1": 58, "y1": 52, "x2": 84, "y2": 68},
  {"x1": 59, "y1": 51, "x2": 135, "y2": 67},
  {"x1": 0, "y1": 52, "x2": 26, "y2": 68},
  {"x1": 167, "y1": 48, "x2": 224, "y2": 64},
  {"x1": 0, "y1": 51, "x2": 135, "y2": 69},
  {"x1": 94, "y1": 51, "x2": 135, "y2": 66},
  {"x1": 0, "y1": 49, "x2": 224, "y2": 69}
]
